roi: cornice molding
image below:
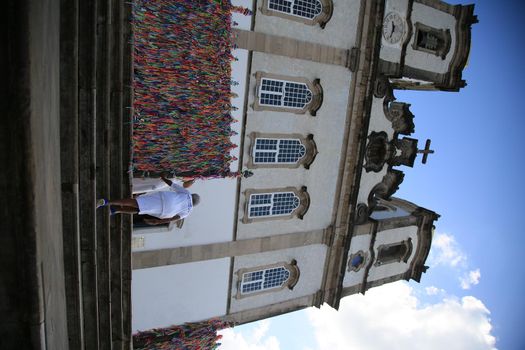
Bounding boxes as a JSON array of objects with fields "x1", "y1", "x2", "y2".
[{"x1": 320, "y1": 0, "x2": 386, "y2": 309}]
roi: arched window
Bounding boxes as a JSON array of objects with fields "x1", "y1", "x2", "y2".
[
  {"x1": 249, "y1": 192, "x2": 300, "y2": 218},
  {"x1": 248, "y1": 133, "x2": 318, "y2": 169},
  {"x1": 254, "y1": 138, "x2": 306, "y2": 164},
  {"x1": 241, "y1": 266, "x2": 290, "y2": 294},
  {"x1": 268, "y1": 0, "x2": 322, "y2": 20},
  {"x1": 261, "y1": 0, "x2": 333, "y2": 27},
  {"x1": 243, "y1": 187, "x2": 310, "y2": 223},
  {"x1": 259, "y1": 78, "x2": 312, "y2": 109},
  {"x1": 236, "y1": 261, "x2": 300, "y2": 298},
  {"x1": 253, "y1": 72, "x2": 323, "y2": 115}
]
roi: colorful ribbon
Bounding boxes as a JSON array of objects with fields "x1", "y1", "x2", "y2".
[{"x1": 132, "y1": 0, "x2": 251, "y2": 179}]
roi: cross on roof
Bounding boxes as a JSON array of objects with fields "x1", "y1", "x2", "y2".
[{"x1": 417, "y1": 139, "x2": 434, "y2": 164}]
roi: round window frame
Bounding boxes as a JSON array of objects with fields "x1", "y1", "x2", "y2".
[{"x1": 348, "y1": 250, "x2": 367, "y2": 272}]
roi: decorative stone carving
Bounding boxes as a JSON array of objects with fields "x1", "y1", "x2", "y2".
[
  {"x1": 374, "y1": 75, "x2": 393, "y2": 99},
  {"x1": 388, "y1": 137, "x2": 418, "y2": 167},
  {"x1": 304, "y1": 134, "x2": 319, "y2": 169},
  {"x1": 364, "y1": 132, "x2": 419, "y2": 172},
  {"x1": 297, "y1": 186, "x2": 310, "y2": 220},
  {"x1": 287, "y1": 259, "x2": 300, "y2": 290},
  {"x1": 309, "y1": 79, "x2": 324, "y2": 116},
  {"x1": 364, "y1": 131, "x2": 392, "y2": 172},
  {"x1": 386, "y1": 102, "x2": 415, "y2": 135},
  {"x1": 368, "y1": 169, "x2": 405, "y2": 208},
  {"x1": 355, "y1": 203, "x2": 370, "y2": 224},
  {"x1": 380, "y1": 169, "x2": 404, "y2": 198}
]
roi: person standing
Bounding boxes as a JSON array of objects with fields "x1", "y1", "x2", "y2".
[{"x1": 97, "y1": 175, "x2": 199, "y2": 225}]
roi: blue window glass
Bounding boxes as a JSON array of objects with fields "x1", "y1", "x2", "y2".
[
  {"x1": 241, "y1": 266, "x2": 291, "y2": 294},
  {"x1": 351, "y1": 254, "x2": 364, "y2": 268}
]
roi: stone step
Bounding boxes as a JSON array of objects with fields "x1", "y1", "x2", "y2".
[
  {"x1": 108, "y1": 0, "x2": 124, "y2": 346},
  {"x1": 60, "y1": 0, "x2": 84, "y2": 349},
  {"x1": 77, "y1": 0, "x2": 100, "y2": 348},
  {"x1": 95, "y1": 0, "x2": 112, "y2": 347},
  {"x1": 60, "y1": 0, "x2": 133, "y2": 348},
  {"x1": 121, "y1": 1, "x2": 134, "y2": 347},
  {"x1": 108, "y1": 0, "x2": 130, "y2": 348}
]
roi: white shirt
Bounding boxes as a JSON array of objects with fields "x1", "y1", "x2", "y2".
[{"x1": 158, "y1": 183, "x2": 193, "y2": 219}]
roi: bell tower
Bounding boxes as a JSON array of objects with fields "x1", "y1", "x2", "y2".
[
  {"x1": 341, "y1": 197, "x2": 439, "y2": 296},
  {"x1": 379, "y1": 0, "x2": 477, "y2": 91}
]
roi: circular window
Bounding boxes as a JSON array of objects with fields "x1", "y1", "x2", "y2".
[{"x1": 348, "y1": 251, "x2": 367, "y2": 272}]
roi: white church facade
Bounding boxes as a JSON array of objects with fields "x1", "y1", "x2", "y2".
[{"x1": 130, "y1": 0, "x2": 476, "y2": 331}]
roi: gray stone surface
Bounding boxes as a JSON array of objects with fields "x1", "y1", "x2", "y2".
[{"x1": 2, "y1": 0, "x2": 69, "y2": 349}]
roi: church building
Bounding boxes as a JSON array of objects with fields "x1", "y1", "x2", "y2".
[{"x1": 130, "y1": 0, "x2": 476, "y2": 330}]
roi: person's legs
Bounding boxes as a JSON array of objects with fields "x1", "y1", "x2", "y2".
[
  {"x1": 109, "y1": 198, "x2": 139, "y2": 208},
  {"x1": 112, "y1": 206, "x2": 139, "y2": 214}
]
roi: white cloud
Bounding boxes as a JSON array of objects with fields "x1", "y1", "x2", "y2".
[
  {"x1": 460, "y1": 269, "x2": 481, "y2": 290},
  {"x1": 306, "y1": 282, "x2": 496, "y2": 350},
  {"x1": 429, "y1": 233, "x2": 467, "y2": 268},
  {"x1": 425, "y1": 286, "x2": 445, "y2": 296},
  {"x1": 218, "y1": 320, "x2": 280, "y2": 350},
  {"x1": 428, "y1": 233, "x2": 483, "y2": 290}
]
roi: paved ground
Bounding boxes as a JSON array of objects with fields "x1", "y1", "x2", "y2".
[{"x1": 2, "y1": 0, "x2": 68, "y2": 349}]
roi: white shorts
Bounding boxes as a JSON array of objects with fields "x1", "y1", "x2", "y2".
[{"x1": 136, "y1": 193, "x2": 163, "y2": 217}]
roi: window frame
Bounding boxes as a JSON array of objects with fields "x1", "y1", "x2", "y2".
[
  {"x1": 235, "y1": 260, "x2": 300, "y2": 299},
  {"x1": 247, "y1": 132, "x2": 318, "y2": 169},
  {"x1": 260, "y1": 0, "x2": 333, "y2": 28},
  {"x1": 347, "y1": 250, "x2": 368, "y2": 272},
  {"x1": 259, "y1": 78, "x2": 313, "y2": 110},
  {"x1": 248, "y1": 192, "x2": 300, "y2": 219},
  {"x1": 242, "y1": 187, "x2": 310, "y2": 224},
  {"x1": 412, "y1": 22, "x2": 452, "y2": 59},
  {"x1": 253, "y1": 72, "x2": 323, "y2": 115},
  {"x1": 375, "y1": 238, "x2": 413, "y2": 266},
  {"x1": 253, "y1": 138, "x2": 306, "y2": 164}
]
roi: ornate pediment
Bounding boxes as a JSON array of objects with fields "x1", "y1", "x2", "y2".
[
  {"x1": 364, "y1": 132, "x2": 419, "y2": 173},
  {"x1": 388, "y1": 137, "x2": 418, "y2": 168}
]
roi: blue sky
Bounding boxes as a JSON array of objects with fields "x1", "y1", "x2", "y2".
[
  {"x1": 397, "y1": 1, "x2": 525, "y2": 347},
  {"x1": 396, "y1": 0, "x2": 525, "y2": 349},
  {"x1": 219, "y1": 1, "x2": 525, "y2": 349}
]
